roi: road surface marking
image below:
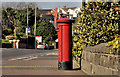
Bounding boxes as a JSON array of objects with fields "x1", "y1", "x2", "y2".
[
  {"x1": 17, "y1": 57, "x2": 26, "y2": 60},
  {"x1": 46, "y1": 53, "x2": 58, "y2": 55},
  {"x1": 8, "y1": 59, "x2": 17, "y2": 61},
  {"x1": 40, "y1": 55, "x2": 44, "y2": 56},
  {"x1": 1, "y1": 66, "x2": 56, "y2": 68},
  {"x1": 23, "y1": 56, "x2": 38, "y2": 60},
  {"x1": 8, "y1": 57, "x2": 28, "y2": 61},
  {"x1": 8, "y1": 56, "x2": 38, "y2": 61}
]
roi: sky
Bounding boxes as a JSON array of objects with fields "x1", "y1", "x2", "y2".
[
  {"x1": 0, "y1": 0, "x2": 84, "y2": 2},
  {"x1": 2, "y1": 2, "x2": 82, "y2": 9},
  {"x1": 37, "y1": 2, "x2": 82, "y2": 9}
]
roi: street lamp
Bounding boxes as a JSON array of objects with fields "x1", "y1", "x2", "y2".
[{"x1": 34, "y1": 4, "x2": 36, "y2": 36}]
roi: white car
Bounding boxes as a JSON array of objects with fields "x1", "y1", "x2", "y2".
[{"x1": 37, "y1": 43, "x2": 46, "y2": 49}]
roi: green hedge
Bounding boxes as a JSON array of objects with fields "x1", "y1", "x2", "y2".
[
  {"x1": 73, "y1": 2, "x2": 120, "y2": 56},
  {"x1": 2, "y1": 39, "x2": 9, "y2": 43}
]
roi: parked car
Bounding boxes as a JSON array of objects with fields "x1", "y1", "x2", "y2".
[
  {"x1": 37, "y1": 43, "x2": 50, "y2": 50},
  {"x1": 37, "y1": 43, "x2": 46, "y2": 50},
  {"x1": 44, "y1": 44, "x2": 49, "y2": 50}
]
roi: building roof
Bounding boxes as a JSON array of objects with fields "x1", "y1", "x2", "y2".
[
  {"x1": 66, "y1": 7, "x2": 77, "y2": 10},
  {"x1": 42, "y1": 14, "x2": 54, "y2": 20},
  {"x1": 37, "y1": 9, "x2": 52, "y2": 15}
]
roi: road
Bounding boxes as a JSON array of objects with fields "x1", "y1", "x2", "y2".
[{"x1": 2, "y1": 48, "x2": 86, "y2": 75}]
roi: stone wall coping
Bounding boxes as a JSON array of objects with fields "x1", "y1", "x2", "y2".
[{"x1": 83, "y1": 50, "x2": 118, "y2": 57}]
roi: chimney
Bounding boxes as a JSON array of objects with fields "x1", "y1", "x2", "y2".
[
  {"x1": 55, "y1": 8, "x2": 58, "y2": 17},
  {"x1": 53, "y1": 8, "x2": 58, "y2": 29},
  {"x1": 55, "y1": 8, "x2": 58, "y2": 13},
  {"x1": 63, "y1": 6, "x2": 66, "y2": 11}
]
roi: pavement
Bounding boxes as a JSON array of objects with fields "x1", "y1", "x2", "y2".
[{"x1": 2, "y1": 48, "x2": 86, "y2": 75}]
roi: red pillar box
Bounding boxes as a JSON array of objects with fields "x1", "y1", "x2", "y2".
[{"x1": 57, "y1": 18, "x2": 74, "y2": 70}]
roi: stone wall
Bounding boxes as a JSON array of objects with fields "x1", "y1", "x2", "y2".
[{"x1": 81, "y1": 51, "x2": 119, "y2": 75}]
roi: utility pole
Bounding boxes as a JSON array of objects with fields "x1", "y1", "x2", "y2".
[
  {"x1": 27, "y1": 4, "x2": 28, "y2": 38},
  {"x1": 34, "y1": 5, "x2": 36, "y2": 36},
  {"x1": 27, "y1": 4, "x2": 29, "y2": 48}
]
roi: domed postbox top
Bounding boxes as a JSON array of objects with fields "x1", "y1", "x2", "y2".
[{"x1": 57, "y1": 18, "x2": 74, "y2": 23}]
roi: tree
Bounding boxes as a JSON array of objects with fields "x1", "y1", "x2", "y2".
[
  {"x1": 2, "y1": 3, "x2": 41, "y2": 39},
  {"x1": 36, "y1": 19, "x2": 57, "y2": 44},
  {"x1": 2, "y1": 8, "x2": 27, "y2": 37},
  {"x1": 2, "y1": 6, "x2": 36, "y2": 38},
  {"x1": 2, "y1": 8, "x2": 17, "y2": 36}
]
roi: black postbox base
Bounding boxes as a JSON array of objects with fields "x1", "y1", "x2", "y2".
[{"x1": 58, "y1": 61, "x2": 72, "y2": 70}]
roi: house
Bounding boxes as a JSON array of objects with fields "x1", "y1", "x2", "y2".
[
  {"x1": 48, "y1": 6, "x2": 81, "y2": 29},
  {"x1": 37, "y1": 9, "x2": 52, "y2": 17},
  {"x1": 67, "y1": 7, "x2": 81, "y2": 19},
  {"x1": 37, "y1": 9, "x2": 54, "y2": 24}
]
